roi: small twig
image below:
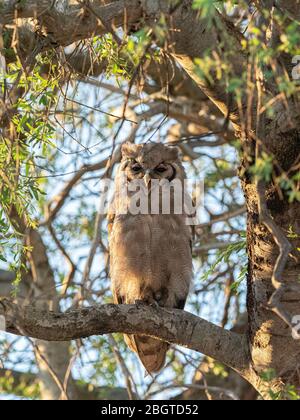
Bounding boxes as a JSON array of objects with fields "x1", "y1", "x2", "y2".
[
  {"x1": 47, "y1": 224, "x2": 76, "y2": 296},
  {"x1": 42, "y1": 159, "x2": 108, "y2": 226},
  {"x1": 221, "y1": 275, "x2": 234, "y2": 329},
  {"x1": 80, "y1": 200, "x2": 108, "y2": 300},
  {"x1": 146, "y1": 383, "x2": 239, "y2": 401},
  {"x1": 108, "y1": 334, "x2": 139, "y2": 400},
  {"x1": 33, "y1": 339, "x2": 69, "y2": 400}
]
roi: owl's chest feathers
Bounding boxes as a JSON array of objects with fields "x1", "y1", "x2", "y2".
[
  {"x1": 110, "y1": 214, "x2": 191, "y2": 283},
  {"x1": 111, "y1": 214, "x2": 187, "y2": 247}
]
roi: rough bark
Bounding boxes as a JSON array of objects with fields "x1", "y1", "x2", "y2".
[
  {"x1": 0, "y1": 300, "x2": 249, "y2": 375},
  {"x1": 2, "y1": 299, "x2": 294, "y2": 398},
  {"x1": 1, "y1": 0, "x2": 243, "y2": 125},
  {"x1": 242, "y1": 108, "x2": 300, "y2": 395}
]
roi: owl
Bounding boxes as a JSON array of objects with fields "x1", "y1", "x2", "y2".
[{"x1": 108, "y1": 142, "x2": 193, "y2": 374}]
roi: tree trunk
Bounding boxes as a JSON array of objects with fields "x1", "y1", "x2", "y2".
[{"x1": 242, "y1": 107, "x2": 300, "y2": 398}]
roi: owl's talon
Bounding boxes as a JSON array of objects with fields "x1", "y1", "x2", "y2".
[
  {"x1": 135, "y1": 299, "x2": 146, "y2": 309},
  {"x1": 150, "y1": 300, "x2": 160, "y2": 309}
]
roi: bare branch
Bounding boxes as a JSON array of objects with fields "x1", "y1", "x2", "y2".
[
  {"x1": 196, "y1": 206, "x2": 246, "y2": 230},
  {"x1": 0, "y1": 299, "x2": 249, "y2": 377},
  {"x1": 43, "y1": 160, "x2": 108, "y2": 225},
  {"x1": 0, "y1": 1, "x2": 143, "y2": 43},
  {"x1": 108, "y1": 334, "x2": 139, "y2": 400},
  {"x1": 0, "y1": 368, "x2": 129, "y2": 400}
]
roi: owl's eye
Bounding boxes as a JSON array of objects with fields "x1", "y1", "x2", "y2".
[
  {"x1": 155, "y1": 164, "x2": 167, "y2": 173},
  {"x1": 131, "y1": 164, "x2": 142, "y2": 173}
]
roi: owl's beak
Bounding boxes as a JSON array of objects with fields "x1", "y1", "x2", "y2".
[{"x1": 143, "y1": 171, "x2": 152, "y2": 188}]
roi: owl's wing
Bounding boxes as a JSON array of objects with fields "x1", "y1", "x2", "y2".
[
  {"x1": 107, "y1": 196, "x2": 116, "y2": 238},
  {"x1": 112, "y1": 285, "x2": 123, "y2": 305},
  {"x1": 189, "y1": 227, "x2": 194, "y2": 256}
]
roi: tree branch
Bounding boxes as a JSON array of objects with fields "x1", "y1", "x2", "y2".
[
  {"x1": 0, "y1": 368, "x2": 130, "y2": 400},
  {"x1": 0, "y1": 0, "x2": 142, "y2": 36},
  {"x1": 0, "y1": 299, "x2": 250, "y2": 377},
  {"x1": 42, "y1": 159, "x2": 108, "y2": 225},
  {"x1": 276, "y1": 0, "x2": 300, "y2": 20},
  {"x1": 1, "y1": 0, "x2": 246, "y2": 128}
]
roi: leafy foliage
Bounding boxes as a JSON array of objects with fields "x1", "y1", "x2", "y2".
[
  {"x1": 0, "y1": 54, "x2": 57, "y2": 266},
  {"x1": 201, "y1": 235, "x2": 247, "y2": 291}
]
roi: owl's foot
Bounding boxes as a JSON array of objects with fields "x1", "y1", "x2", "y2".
[
  {"x1": 135, "y1": 299, "x2": 147, "y2": 309},
  {"x1": 134, "y1": 298, "x2": 160, "y2": 309},
  {"x1": 150, "y1": 300, "x2": 160, "y2": 309}
]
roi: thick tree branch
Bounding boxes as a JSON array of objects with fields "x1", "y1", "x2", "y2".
[
  {"x1": 0, "y1": 0, "x2": 142, "y2": 36},
  {"x1": 0, "y1": 300, "x2": 250, "y2": 377},
  {"x1": 276, "y1": 0, "x2": 300, "y2": 20},
  {"x1": 0, "y1": 0, "x2": 53, "y2": 24},
  {"x1": 1, "y1": 0, "x2": 245, "y2": 128}
]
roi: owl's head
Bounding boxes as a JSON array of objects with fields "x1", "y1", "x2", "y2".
[{"x1": 120, "y1": 142, "x2": 185, "y2": 187}]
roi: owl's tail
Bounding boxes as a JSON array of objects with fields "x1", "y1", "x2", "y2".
[{"x1": 125, "y1": 334, "x2": 169, "y2": 374}]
